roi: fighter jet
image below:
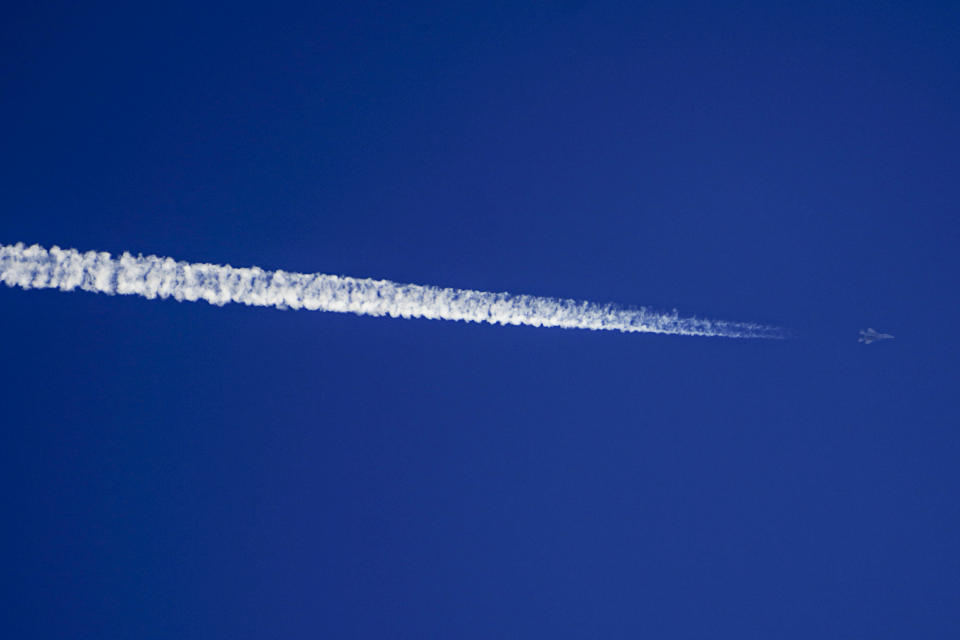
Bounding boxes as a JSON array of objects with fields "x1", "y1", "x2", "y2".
[{"x1": 859, "y1": 328, "x2": 894, "y2": 344}]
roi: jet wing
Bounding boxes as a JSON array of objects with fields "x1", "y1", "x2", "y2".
[{"x1": 859, "y1": 328, "x2": 893, "y2": 344}]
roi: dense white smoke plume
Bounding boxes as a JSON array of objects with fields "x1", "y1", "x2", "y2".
[{"x1": 0, "y1": 243, "x2": 783, "y2": 338}]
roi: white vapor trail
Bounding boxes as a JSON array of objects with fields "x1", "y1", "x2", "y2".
[{"x1": 0, "y1": 243, "x2": 784, "y2": 339}]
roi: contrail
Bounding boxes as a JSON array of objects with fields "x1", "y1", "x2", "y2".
[{"x1": 0, "y1": 242, "x2": 784, "y2": 338}]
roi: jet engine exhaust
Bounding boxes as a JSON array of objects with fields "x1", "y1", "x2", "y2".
[{"x1": 1, "y1": 242, "x2": 785, "y2": 339}]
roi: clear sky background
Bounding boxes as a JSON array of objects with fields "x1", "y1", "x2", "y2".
[{"x1": 2, "y1": 2, "x2": 958, "y2": 637}]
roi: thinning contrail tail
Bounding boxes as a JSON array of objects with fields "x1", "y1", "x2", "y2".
[{"x1": 0, "y1": 242, "x2": 784, "y2": 339}]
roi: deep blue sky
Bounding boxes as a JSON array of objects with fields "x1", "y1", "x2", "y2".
[{"x1": 2, "y1": 2, "x2": 958, "y2": 637}]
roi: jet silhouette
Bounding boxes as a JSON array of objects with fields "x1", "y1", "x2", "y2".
[{"x1": 859, "y1": 328, "x2": 894, "y2": 344}]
